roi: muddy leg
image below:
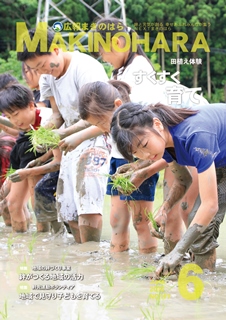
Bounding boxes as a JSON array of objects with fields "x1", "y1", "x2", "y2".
[
  {"x1": 163, "y1": 168, "x2": 184, "y2": 254},
  {"x1": 163, "y1": 238, "x2": 178, "y2": 255},
  {"x1": 34, "y1": 172, "x2": 61, "y2": 233},
  {"x1": 1, "y1": 199, "x2": 11, "y2": 226},
  {"x1": 68, "y1": 220, "x2": 81, "y2": 243},
  {"x1": 11, "y1": 220, "x2": 28, "y2": 233},
  {"x1": 36, "y1": 221, "x2": 50, "y2": 232},
  {"x1": 110, "y1": 196, "x2": 130, "y2": 252},
  {"x1": 130, "y1": 200, "x2": 157, "y2": 254},
  {"x1": 194, "y1": 249, "x2": 216, "y2": 271},
  {"x1": 0, "y1": 179, "x2": 12, "y2": 226},
  {"x1": 51, "y1": 220, "x2": 63, "y2": 233},
  {"x1": 7, "y1": 180, "x2": 30, "y2": 232},
  {"x1": 79, "y1": 214, "x2": 102, "y2": 243}
]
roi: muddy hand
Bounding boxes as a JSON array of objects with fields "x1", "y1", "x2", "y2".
[
  {"x1": 148, "y1": 222, "x2": 164, "y2": 239},
  {"x1": 116, "y1": 183, "x2": 137, "y2": 196},
  {"x1": 25, "y1": 158, "x2": 43, "y2": 168},
  {"x1": 155, "y1": 249, "x2": 184, "y2": 277},
  {"x1": 58, "y1": 139, "x2": 74, "y2": 155},
  {"x1": 58, "y1": 133, "x2": 83, "y2": 155},
  {"x1": 156, "y1": 223, "x2": 206, "y2": 277},
  {"x1": 149, "y1": 212, "x2": 167, "y2": 239},
  {"x1": 52, "y1": 128, "x2": 66, "y2": 140},
  {"x1": 111, "y1": 163, "x2": 134, "y2": 180},
  {"x1": 36, "y1": 144, "x2": 47, "y2": 153},
  {"x1": 9, "y1": 170, "x2": 23, "y2": 183}
]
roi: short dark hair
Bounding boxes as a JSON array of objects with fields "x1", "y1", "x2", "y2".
[
  {"x1": 17, "y1": 28, "x2": 55, "y2": 61},
  {"x1": 0, "y1": 83, "x2": 34, "y2": 113},
  {"x1": 0, "y1": 73, "x2": 18, "y2": 90}
]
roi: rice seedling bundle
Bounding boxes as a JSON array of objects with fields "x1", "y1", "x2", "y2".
[{"x1": 26, "y1": 126, "x2": 60, "y2": 153}]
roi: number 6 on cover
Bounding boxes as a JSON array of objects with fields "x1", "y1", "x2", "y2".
[{"x1": 178, "y1": 263, "x2": 204, "y2": 300}]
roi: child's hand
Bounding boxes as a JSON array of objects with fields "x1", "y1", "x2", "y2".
[
  {"x1": 59, "y1": 133, "x2": 83, "y2": 155},
  {"x1": 9, "y1": 169, "x2": 28, "y2": 183},
  {"x1": 155, "y1": 249, "x2": 183, "y2": 277},
  {"x1": 52, "y1": 128, "x2": 67, "y2": 140},
  {"x1": 25, "y1": 158, "x2": 43, "y2": 168},
  {"x1": 35, "y1": 144, "x2": 47, "y2": 153},
  {"x1": 149, "y1": 209, "x2": 167, "y2": 239},
  {"x1": 111, "y1": 164, "x2": 134, "y2": 180}
]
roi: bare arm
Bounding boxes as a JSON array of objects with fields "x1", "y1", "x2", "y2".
[
  {"x1": 43, "y1": 96, "x2": 92, "y2": 139},
  {"x1": 9, "y1": 148, "x2": 62, "y2": 182},
  {"x1": 159, "y1": 160, "x2": 192, "y2": 215},
  {"x1": 58, "y1": 126, "x2": 103, "y2": 154},
  {"x1": 0, "y1": 116, "x2": 19, "y2": 137},
  {"x1": 112, "y1": 159, "x2": 168, "y2": 193},
  {"x1": 26, "y1": 149, "x2": 54, "y2": 168},
  {"x1": 129, "y1": 159, "x2": 168, "y2": 189},
  {"x1": 155, "y1": 162, "x2": 218, "y2": 276},
  {"x1": 189, "y1": 162, "x2": 218, "y2": 227},
  {"x1": 55, "y1": 119, "x2": 92, "y2": 140},
  {"x1": 150, "y1": 161, "x2": 192, "y2": 237},
  {"x1": 42, "y1": 96, "x2": 64, "y2": 129}
]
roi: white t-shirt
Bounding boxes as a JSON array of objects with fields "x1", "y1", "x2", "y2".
[
  {"x1": 38, "y1": 107, "x2": 53, "y2": 126},
  {"x1": 111, "y1": 55, "x2": 208, "y2": 158},
  {"x1": 39, "y1": 51, "x2": 108, "y2": 127}
]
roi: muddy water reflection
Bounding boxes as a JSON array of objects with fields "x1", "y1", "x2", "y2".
[{"x1": 0, "y1": 195, "x2": 226, "y2": 320}]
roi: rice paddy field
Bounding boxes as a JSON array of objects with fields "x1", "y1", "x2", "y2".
[{"x1": 0, "y1": 171, "x2": 226, "y2": 320}]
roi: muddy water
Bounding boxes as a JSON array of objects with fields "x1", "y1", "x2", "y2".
[{"x1": 0, "y1": 195, "x2": 226, "y2": 320}]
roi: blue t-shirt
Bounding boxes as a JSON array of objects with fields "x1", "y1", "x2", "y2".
[{"x1": 163, "y1": 103, "x2": 226, "y2": 173}]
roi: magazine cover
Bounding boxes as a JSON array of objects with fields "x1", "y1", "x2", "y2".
[{"x1": 0, "y1": 0, "x2": 226, "y2": 319}]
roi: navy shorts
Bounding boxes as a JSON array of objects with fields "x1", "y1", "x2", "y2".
[{"x1": 106, "y1": 157, "x2": 159, "y2": 201}]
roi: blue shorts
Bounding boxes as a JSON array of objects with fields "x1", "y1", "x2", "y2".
[{"x1": 106, "y1": 157, "x2": 159, "y2": 201}]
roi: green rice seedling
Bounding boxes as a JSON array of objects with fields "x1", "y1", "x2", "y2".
[
  {"x1": 140, "y1": 306, "x2": 155, "y2": 320},
  {"x1": 145, "y1": 210, "x2": 158, "y2": 232},
  {"x1": 7, "y1": 234, "x2": 20, "y2": 256},
  {"x1": 26, "y1": 126, "x2": 60, "y2": 154},
  {"x1": 16, "y1": 255, "x2": 32, "y2": 275},
  {"x1": 61, "y1": 251, "x2": 68, "y2": 264},
  {"x1": 108, "y1": 173, "x2": 137, "y2": 195},
  {"x1": 122, "y1": 265, "x2": 156, "y2": 280},
  {"x1": 0, "y1": 300, "x2": 8, "y2": 320},
  {"x1": 143, "y1": 296, "x2": 165, "y2": 320},
  {"x1": 101, "y1": 290, "x2": 123, "y2": 309},
  {"x1": 2, "y1": 166, "x2": 16, "y2": 179},
  {"x1": 104, "y1": 261, "x2": 114, "y2": 287},
  {"x1": 27, "y1": 232, "x2": 39, "y2": 254},
  {"x1": 140, "y1": 304, "x2": 165, "y2": 320}
]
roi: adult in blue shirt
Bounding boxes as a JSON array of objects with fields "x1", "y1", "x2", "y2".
[{"x1": 111, "y1": 102, "x2": 226, "y2": 276}]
